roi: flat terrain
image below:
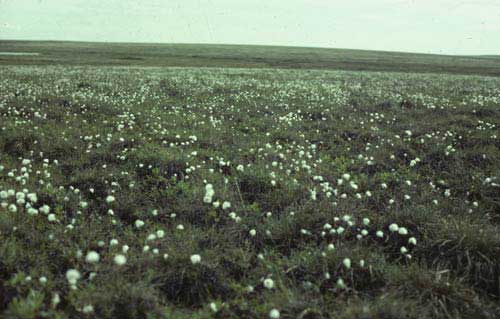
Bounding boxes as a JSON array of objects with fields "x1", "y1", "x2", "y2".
[
  {"x1": 0, "y1": 43, "x2": 499, "y2": 318},
  {"x1": 1, "y1": 40, "x2": 500, "y2": 76}
]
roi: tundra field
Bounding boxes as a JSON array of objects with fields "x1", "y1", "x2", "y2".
[{"x1": 0, "y1": 43, "x2": 500, "y2": 319}]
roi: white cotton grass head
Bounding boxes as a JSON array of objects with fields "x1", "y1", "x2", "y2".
[
  {"x1": 342, "y1": 258, "x2": 351, "y2": 269},
  {"x1": 389, "y1": 223, "x2": 399, "y2": 232},
  {"x1": 408, "y1": 237, "x2": 417, "y2": 245},
  {"x1": 51, "y1": 293, "x2": 61, "y2": 308},
  {"x1": 106, "y1": 195, "x2": 115, "y2": 204},
  {"x1": 336, "y1": 278, "x2": 346, "y2": 289},
  {"x1": 135, "y1": 219, "x2": 145, "y2": 228},
  {"x1": 114, "y1": 254, "x2": 127, "y2": 266},
  {"x1": 190, "y1": 254, "x2": 201, "y2": 264},
  {"x1": 210, "y1": 302, "x2": 218, "y2": 312},
  {"x1": 398, "y1": 227, "x2": 408, "y2": 235},
  {"x1": 269, "y1": 308, "x2": 280, "y2": 319},
  {"x1": 203, "y1": 184, "x2": 215, "y2": 203},
  {"x1": 82, "y1": 304, "x2": 94, "y2": 314},
  {"x1": 65, "y1": 269, "x2": 81, "y2": 285},
  {"x1": 263, "y1": 278, "x2": 275, "y2": 289},
  {"x1": 85, "y1": 251, "x2": 100, "y2": 264}
]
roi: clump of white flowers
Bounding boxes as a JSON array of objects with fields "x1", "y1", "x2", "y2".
[
  {"x1": 190, "y1": 254, "x2": 201, "y2": 264},
  {"x1": 66, "y1": 269, "x2": 81, "y2": 288},
  {"x1": 204, "y1": 184, "x2": 215, "y2": 203},
  {"x1": 85, "y1": 251, "x2": 100, "y2": 264}
]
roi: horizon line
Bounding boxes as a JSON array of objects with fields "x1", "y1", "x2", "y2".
[{"x1": 1, "y1": 38, "x2": 498, "y2": 58}]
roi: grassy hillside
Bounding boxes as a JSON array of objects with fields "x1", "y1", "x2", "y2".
[
  {"x1": 1, "y1": 40, "x2": 500, "y2": 76},
  {"x1": 0, "y1": 64, "x2": 499, "y2": 318}
]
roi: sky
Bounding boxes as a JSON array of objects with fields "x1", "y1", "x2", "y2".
[{"x1": 0, "y1": 0, "x2": 499, "y2": 55}]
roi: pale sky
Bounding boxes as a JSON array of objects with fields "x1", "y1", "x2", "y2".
[{"x1": 0, "y1": 0, "x2": 499, "y2": 55}]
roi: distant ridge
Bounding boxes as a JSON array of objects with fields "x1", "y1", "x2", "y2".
[{"x1": 1, "y1": 40, "x2": 500, "y2": 76}]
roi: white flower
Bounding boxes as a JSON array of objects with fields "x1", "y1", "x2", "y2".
[
  {"x1": 190, "y1": 254, "x2": 201, "y2": 264},
  {"x1": 236, "y1": 164, "x2": 244, "y2": 172},
  {"x1": 327, "y1": 243, "x2": 335, "y2": 251},
  {"x1": 47, "y1": 214, "x2": 57, "y2": 222},
  {"x1": 263, "y1": 278, "x2": 275, "y2": 289},
  {"x1": 204, "y1": 184, "x2": 215, "y2": 203},
  {"x1": 8, "y1": 204, "x2": 17, "y2": 213},
  {"x1": 310, "y1": 189, "x2": 317, "y2": 200},
  {"x1": 389, "y1": 224, "x2": 399, "y2": 232},
  {"x1": 122, "y1": 245, "x2": 129, "y2": 253},
  {"x1": 65, "y1": 269, "x2": 81, "y2": 285},
  {"x1": 85, "y1": 251, "x2": 100, "y2": 264},
  {"x1": 156, "y1": 230, "x2": 165, "y2": 238},
  {"x1": 27, "y1": 193, "x2": 38, "y2": 203},
  {"x1": 222, "y1": 201, "x2": 231, "y2": 210},
  {"x1": 398, "y1": 227, "x2": 408, "y2": 235},
  {"x1": 82, "y1": 304, "x2": 94, "y2": 314},
  {"x1": 51, "y1": 293, "x2": 61, "y2": 307},
  {"x1": 106, "y1": 195, "x2": 115, "y2": 204},
  {"x1": 400, "y1": 246, "x2": 408, "y2": 254},
  {"x1": 249, "y1": 229, "x2": 256, "y2": 237},
  {"x1": 40, "y1": 205, "x2": 50, "y2": 214},
  {"x1": 269, "y1": 309, "x2": 280, "y2": 319},
  {"x1": 343, "y1": 258, "x2": 351, "y2": 269},
  {"x1": 114, "y1": 254, "x2": 127, "y2": 266},
  {"x1": 408, "y1": 237, "x2": 417, "y2": 245},
  {"x1": 110, "y1": 239, "x2": 119, "y2": 246},
  {"x1": 376, "y1": 230, "x2": 384, "y2": 238},
  {"x1": 336, "y1": 278, "x2": 346, "y2": 289},
  {"x1": 204, "y1": 302, "x2": 216, "y2": 313},
  {"x1": 135, "y1": 219, "x2": 145, "y2": 228}
]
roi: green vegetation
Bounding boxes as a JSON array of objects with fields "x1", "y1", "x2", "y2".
[
  {"x1": 0, "y1": 44, "x2": 499, "y2": 318},
  {"x1": 1, "y1": 40, "x2": 500, "y2": 76}
]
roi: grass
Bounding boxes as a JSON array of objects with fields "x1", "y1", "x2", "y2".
[
  {"x1": 0, "y1": 43, "x2": 499, "y2": 318},
  {"x1": 1, "y1": 40, "x2": 500, "y2": 76}
]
